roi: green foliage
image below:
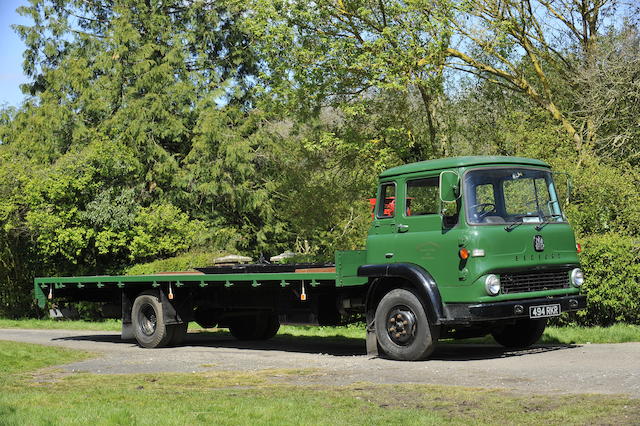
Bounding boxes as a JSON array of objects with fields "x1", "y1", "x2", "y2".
[
  {"x1": 248, "y1": 0, "x2": 453, "y2": 157},
  {"x1": 129, "y1": 204, "x2": 206, "y2": 261},
  {"x1": 576, "y1": 233, "x2": 640, "y2": 326},
  {"x1": 125, "y1": 251, "x2": 226, "y2": 276},
  {"x1": 560, "y1": 157, "x2": 640, "y2": 237}
]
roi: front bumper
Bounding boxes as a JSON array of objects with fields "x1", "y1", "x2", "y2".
[{"x1": 442, "y1": 294, "x2": 587, "y2": 324}]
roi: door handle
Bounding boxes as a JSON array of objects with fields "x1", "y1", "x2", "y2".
[
  {"x1": 385, "y1": 253, "x2": 394, "y2": 259},
  {"x1": 396, "y1": 224, "x2": 409, "y2": 233}
]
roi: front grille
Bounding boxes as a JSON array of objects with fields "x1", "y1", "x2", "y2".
[{"x1": 500, "y1": 269, "x2": 570, "y2": 294}]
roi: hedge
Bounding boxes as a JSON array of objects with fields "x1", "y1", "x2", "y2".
[{"x1": 575, "y1": 233, "x2": 640, "y2": 326}]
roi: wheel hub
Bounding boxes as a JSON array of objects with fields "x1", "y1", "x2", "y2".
[
  {"x1": 139, "y1": 304, "x2": 157, "y2": 336},
  {"x1": 386, "y1": 306, "x2": 416, "y2": 345}
]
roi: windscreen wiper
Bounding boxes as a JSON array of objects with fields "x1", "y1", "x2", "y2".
[
  {"x1": 535, "y1": 214, "x2": 564, "y2": 231},
  {"x1": 504, "y1": 214, "x2": 540, "y2": 232}
]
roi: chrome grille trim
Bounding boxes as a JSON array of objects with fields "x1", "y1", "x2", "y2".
[{"x1": 500, "y1": 269, "x2": 570, "y2": 294}]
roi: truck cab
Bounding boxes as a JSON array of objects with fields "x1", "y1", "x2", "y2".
[{"x1": 359, "y1": 156, "x2": 585, "y2": 360}]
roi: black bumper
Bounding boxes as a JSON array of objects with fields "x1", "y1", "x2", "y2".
[{"x1": 443, "y1": 294, "x2": 587, "y2": 323}]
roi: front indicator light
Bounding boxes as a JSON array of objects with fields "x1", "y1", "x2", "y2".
[
  {"x1": 485, "y1": 274, "x2": 501, "y2": 296},
  {"x1": 570, "y1": 268, "x2": 584, "y2": 287},
  {"x1": 459, "y1": 248, "x2": 469, "y2": 260}
]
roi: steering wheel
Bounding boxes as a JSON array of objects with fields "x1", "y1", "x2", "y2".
[{"x1": 471, "y1": 202, "x2": 496, "y2": 219}]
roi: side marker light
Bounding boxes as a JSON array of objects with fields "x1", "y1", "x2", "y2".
[{"x1": 471, "y1": 249, "x2": 485, "y2": 257}]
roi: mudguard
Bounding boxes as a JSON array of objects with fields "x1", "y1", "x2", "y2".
[{"x1": 358, "y1": 263, "x2": 445, "y2": 325}]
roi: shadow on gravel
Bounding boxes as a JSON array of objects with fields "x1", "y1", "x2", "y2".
[
  {"x1": 52, "y1": 331, "x2": 578, "y2": 360},
  {"x1": 53, "y1": 332, "x2": 366, "y2": 356},
  {"x1": 430, "y1": 343, "x2": 578, "y2": 361}
]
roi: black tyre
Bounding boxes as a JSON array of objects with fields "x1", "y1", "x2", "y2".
[
  {"x1": 491, "y1": 318, "x2": 547, "y2": 349},
  {"x1": 167, "y1": 323, "x2": 188, "y2": 346},
  {"x1": 260, "y1": 313, "x2": 280, "y2": 340},
  {"x1": 228, "y1": 313, "x2": 280, "y2": 341},
  {"x1": 132, "y1": 291, "x2": 172, "y2": 348},
  {"x1": 374, "y1": 288, "x2": 438, "y2": 361},
  {"x1": 228, "y1": 315, "x2": 262, "y2": 340}
]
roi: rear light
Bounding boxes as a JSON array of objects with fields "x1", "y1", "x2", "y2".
[{"x1": 576, "y1": 243, "x2": 582, "y2": 253}]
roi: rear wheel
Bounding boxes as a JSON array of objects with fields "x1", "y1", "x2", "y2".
[
  {"x1": 229, "y1": 313, "x2": 280, "y2": 341},
  {"x1": 132, "y1": 292, "x2": 172, "y2": 348},
  {"x1": 194, "y1": 307, "x2": 218, "y2": 329},
  {"x1": 374, "y1": 288, "x2": 438, "y2": 361},
  {"x1": 491, "y1": 318, "x2": 547, "y2": 348},
  {"x1": 261, "y1": 313, "x2": 280, "y2": 340}
]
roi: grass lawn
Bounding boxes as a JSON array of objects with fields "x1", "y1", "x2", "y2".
[
  {"x1": 0, "y1": 340, "x2": 639, "y2": 425},
  {"x1": 2, "y1": 318, "x2": 640, "y2": 344}
]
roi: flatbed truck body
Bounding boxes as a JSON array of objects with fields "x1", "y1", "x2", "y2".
[{"x1": 35, "y1": 156, "x2": 587, "y2": 361}]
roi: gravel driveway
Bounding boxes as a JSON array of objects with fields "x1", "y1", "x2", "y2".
[{"x1": 2, "y1": 328, "x2": 639, "y2": 397}]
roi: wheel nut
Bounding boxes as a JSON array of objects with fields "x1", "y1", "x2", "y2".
[
  {"x1": 403, "y1": 320, "x2": 408, "y2": 325},
  {"x1": 389, "y1": 327, "x2": 396, "y2": 332},
  {"x1": 395, "y1": 333, "x2": 401, "y2": 338},
  {"x1": 390, "y1": 318, "x2": 395, "y2": 323}
]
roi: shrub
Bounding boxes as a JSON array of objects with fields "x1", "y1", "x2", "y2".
[
  {"x1": 576, "y1": 233, "x2": 640, "y2": 325},
  {"x1": 125, "y1": 251, "x2": 227, "y2": 275}
]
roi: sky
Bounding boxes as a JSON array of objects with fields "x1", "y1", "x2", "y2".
[{"x1": 0, "y1": 0, "x2": 29, "y2": 107}]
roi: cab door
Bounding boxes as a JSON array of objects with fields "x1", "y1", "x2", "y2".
[
  {"x1": 392, "y1": 175, "x2": 461, "y2": 286},
  {"x1": 366, "y1": 180, "x2": 400, "y2": 264}
]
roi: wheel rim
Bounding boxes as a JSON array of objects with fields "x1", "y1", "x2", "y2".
[
  {"x1": 385, "y1": 305, "x2": 417, "y2": 346},
  {"x1": 138, "y1": 304, "x2": 157, "y2": 336}
]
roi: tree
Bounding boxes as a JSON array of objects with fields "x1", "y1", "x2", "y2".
[
  {"x1": 572, "y1": 24, "x2": 640, "y2": 165},
  {"x1": 444, "y1": 0, "x2": 630, "y2": 160},
  {"x1": 247, "y1": 0, "x2": 453, "y2": 158}
]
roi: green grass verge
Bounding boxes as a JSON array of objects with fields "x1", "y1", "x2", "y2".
[
  {"x1": 0, "y1": 340, "x2": 638, "y2": 425},
  {"x1": 0, "y1": 318, "x2": 122, "y2": 331},
  {"x1": 2, "y1": 319, "x2": 640, "y2": 344},
  {"x1": 0, "y1": 340, "x2": 92, "y2": 378}
]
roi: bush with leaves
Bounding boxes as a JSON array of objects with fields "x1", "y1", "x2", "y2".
[{"x1": 576, "y1": 234, "x2": 640, "y2": 326}]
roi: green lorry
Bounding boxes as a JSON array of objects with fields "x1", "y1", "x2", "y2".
[{"x1": 35, "y1": 156, "x2": 586, "y2": 361}]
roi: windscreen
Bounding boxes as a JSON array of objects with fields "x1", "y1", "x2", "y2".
[{"x1": 464, "y1": 168, "x2": 565, "y2": 225}]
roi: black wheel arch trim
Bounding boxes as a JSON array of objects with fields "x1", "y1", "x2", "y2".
[{"x1": 358, "y1": 263, "x2": 445, "y2": 325}]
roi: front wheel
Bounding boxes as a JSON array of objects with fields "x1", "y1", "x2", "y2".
[
  {"x1": 491, "y1": 318, "x2": 547, "y2": 349},
  {"x1": 374, "y1": 288, "x2": 438, "y2": 361}
]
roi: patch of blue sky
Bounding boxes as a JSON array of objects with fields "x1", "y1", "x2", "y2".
[{"x1": 0, "y1": 0, "x2": 29, "y2": 107}]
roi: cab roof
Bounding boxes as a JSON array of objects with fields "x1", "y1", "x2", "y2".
[{"x1": 379, "y1": 156, "x2": 550, "y2": 178}]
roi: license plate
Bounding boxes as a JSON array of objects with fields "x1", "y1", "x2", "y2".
[{"x1": 529, "y1": 304, "x2": 561, "y2": 318}]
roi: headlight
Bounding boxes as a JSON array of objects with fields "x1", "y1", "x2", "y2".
[
  {"x1": 485, "y1": 274, "x2": 501, "y2": 296},
  {"x1": 570, "y1": 268, "x2": 584, "y2": 287}
]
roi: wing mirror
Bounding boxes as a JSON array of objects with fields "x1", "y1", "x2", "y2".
[{"x1": 439, "y1": 170, "x2": 460, "y2": 203}]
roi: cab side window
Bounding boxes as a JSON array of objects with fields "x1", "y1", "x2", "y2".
[
  {"x1": 406, "y1": 177, "x2": 439, "y2": 216},
  {"x1": 377, "y1": 182, "x2": 396, "y2": 218}
]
